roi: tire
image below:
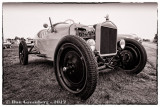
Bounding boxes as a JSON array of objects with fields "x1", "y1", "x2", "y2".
[
  {"x1": 19, "y1": 40, "x2": 28, "y2": 65},
  {"x1": 119, "y1": 38, "x2": 147, "y2": 74},
  {"x1": 54, "y1": 35, "x2": 98, "y2": 100}
]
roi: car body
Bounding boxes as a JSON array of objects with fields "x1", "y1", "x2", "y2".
[
  {"x1": 34, "y1": 21, "x2": 96, "y2": 60},
  {"x1": 19, "y1": 16, "x2": 147, "y2": 100}
]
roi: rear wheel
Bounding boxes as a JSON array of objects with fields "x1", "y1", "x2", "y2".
[
  {"x1": 120, "y1": 38, "x2": 147, "y2": 74},
  {"x1": 19, "y1": 40, "x2": 28, "y2": 65},
  {"x1": 54, "y1": 35, "x2": 98, "y2": 100}
]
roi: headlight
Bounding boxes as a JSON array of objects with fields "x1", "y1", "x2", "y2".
[
  {"x1": 119, "y1": 39, "x2": 125, "y2": 49},
  {"x1": 86, "y1": 39, "x2": 95, "y2": 51}
]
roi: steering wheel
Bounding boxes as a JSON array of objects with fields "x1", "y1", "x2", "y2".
[{"x1": 64, "y1": 19, "x2": 75, "y2": 24}]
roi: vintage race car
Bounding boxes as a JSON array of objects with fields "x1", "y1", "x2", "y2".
[{"x1": 19, "y1": 16, "x2": 147, "y2": 100}]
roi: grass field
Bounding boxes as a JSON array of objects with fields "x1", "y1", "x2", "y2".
[{"x1": 2, "y1": 42, "x2": 158, "y2": 105}]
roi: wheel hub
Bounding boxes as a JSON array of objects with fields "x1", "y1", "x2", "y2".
[
  {"x1": 63, "y1": 64, "x2": 75, "y2": 73},
  {"x1": 62, "y1": 51, "x2": 84, "y2": 84},
  {"x1": 19, "y1": 50, "x2": 24, "y2": 62},
  {"x1": 58, "y1": 47, "x2": 86, "y2": 93},
  {"x1": 120, "y1": 50, "x2": 133, "y2": 64},
  {"x1": 119, "y1": 43, "x2": 141, "y2": 70}
]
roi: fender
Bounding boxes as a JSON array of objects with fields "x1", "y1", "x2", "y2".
[{"x1": 117, "y1": 34, "x2": 142, "y2": 43}]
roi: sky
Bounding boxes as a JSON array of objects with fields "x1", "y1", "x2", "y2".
[{"x1": 2, "y1": 2, "x2": 158, "y2": 40}]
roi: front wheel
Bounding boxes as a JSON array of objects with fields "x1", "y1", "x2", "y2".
[
  {"x1": 119, "y1": 38, "x2": 147, "y2": 74},
  {"x1": 54, "y1": 35, "x2": 98, "y2": 100}
]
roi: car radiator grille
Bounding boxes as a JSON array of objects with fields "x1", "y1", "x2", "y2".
[{"x1": 100, "y1": 26, "x2": 117, "y2": 55}]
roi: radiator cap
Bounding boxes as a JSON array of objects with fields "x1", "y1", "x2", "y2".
[
  {"x1": 101, "y1": 15, "x2": 117, "y2": 29},
  {"x1": 105, "y1": 14, "x2": 109, "y2": 20}
]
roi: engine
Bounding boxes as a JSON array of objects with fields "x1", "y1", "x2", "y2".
[{"x1": 75, "y1": 27, "x2": 95, "y2": 39}]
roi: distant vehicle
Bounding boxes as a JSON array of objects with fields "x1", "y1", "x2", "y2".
[
  {"x1": 3, "y1": 41, "x2": 11, "y2": 49},
  {"x1": 25, "y1": 38, "x2": 34, "y2": 47},
  {"x1": 153, "y1": 34, "x2": 158, "y2": 43},
  {"x1": 118, "y1": 34, "x2": 142, "y2": 44},
  {"x1": 143, "y1": 39, "x2": 150, "y2": 42},
  {"x1": 19, "y1": 16, "x2": 147, "y2": 100}
]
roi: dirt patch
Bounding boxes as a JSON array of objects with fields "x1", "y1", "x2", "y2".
[{"x1": 2, "y1": 43, "x2": 158, "y2": 104}]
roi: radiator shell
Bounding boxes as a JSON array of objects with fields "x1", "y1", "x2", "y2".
[{"x1": 95, "y1": 21, "x2": 117, "y2": 56}]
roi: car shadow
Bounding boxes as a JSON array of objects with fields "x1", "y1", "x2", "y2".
[{"x1": 29, "y1": 59, "x2": 54, "y2": 67}]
